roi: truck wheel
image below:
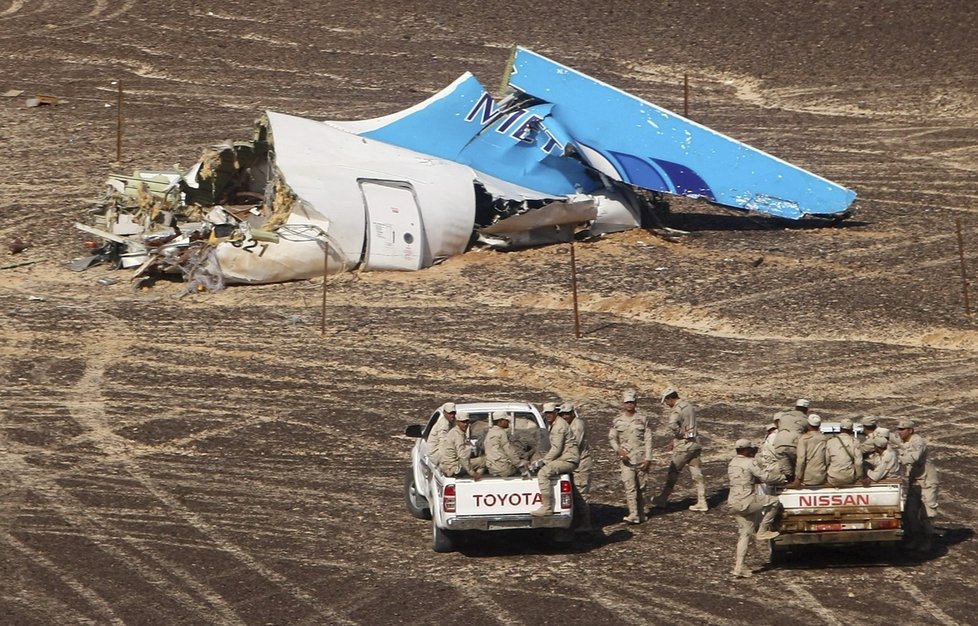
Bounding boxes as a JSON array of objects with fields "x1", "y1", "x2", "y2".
[
  {"x1": 432, "y1": 523, "x2": 456, "y2": 553},
  {"x1": 404, "y1": 467, "x2": 431, "y2": 520}
]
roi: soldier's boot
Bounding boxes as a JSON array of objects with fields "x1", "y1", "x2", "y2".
[
  {"x1": 531, "y1": 493, "x2": 554, "y2": 517},
  {"x1": 731, "y1": 555, "x2": 752, "y2": 578},
  {"x1": 688, "y1": 482, "x2": 708, "y2": 512},
  {"x1": 622, "y1": 498, "x2": 641, "y2": 524},
  {"x1": 755, "y1": 503, "x2": 781, "y2": 542}
]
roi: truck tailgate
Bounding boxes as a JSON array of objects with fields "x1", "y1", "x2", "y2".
[{"x1": 454, "y1": 479, "x2": 543, "y2": 516}]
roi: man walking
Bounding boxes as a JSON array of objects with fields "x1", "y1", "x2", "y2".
[
  {"x1": 609, "y1": 389, "x2": 652, "y2": 524},
  {"x1": 727, "y1": 439, "x2": 782, "y2": 579},
  {"x1": 651, "y1": 387, "x2": 708, "y2": 512}
]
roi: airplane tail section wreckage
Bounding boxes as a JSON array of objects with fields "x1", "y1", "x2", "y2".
[{"x1": 76, "y1": 47, "x2": 856, "y2": 289}]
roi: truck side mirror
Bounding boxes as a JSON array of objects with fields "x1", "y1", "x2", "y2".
[{"x1": 405, "y1": 424, "x2": 424, "y2": 438}]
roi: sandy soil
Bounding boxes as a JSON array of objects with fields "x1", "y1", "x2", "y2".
[{"x1": 2, "y1": 1, "x2": 978, "y2": 624}]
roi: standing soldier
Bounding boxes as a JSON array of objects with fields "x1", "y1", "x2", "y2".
[
  {"x1": 427, "y1": 402, "x2": 457, "y2": 465},
  {"x1": 651, "y1": 387, "x2": 708, "y2": 512},
  {"x1": 531, "y1": 403, "x2": 580, "y2": 517},
  {"x1": 560, "y1": 403, "x2": 594, "y2": 536},
  {"x1": 788, "y1": 414, "x2": 828, "y2": 487},
  {"x1": 825, "y1": 417, "x2": 863, "y2": 486},
  {"x1": 609, "y1": 389, "x2": 653, "y2": 524},
  {"x1": 896, "y1": 419, "x2": 940, "y2": 553},
  {"x1": 485, "y1": 411, "x2": 528, "y2": 477},
  {"x1": 438, "y1": 411, "x2": 486, "y2": 479},
  {"x1": 727, "y1": 439, "x2": 782, "y2": 579}
]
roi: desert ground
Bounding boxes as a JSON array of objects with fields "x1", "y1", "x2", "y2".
[{"x1": 2, "y1": 1, "x2": 978, "y2": 624}]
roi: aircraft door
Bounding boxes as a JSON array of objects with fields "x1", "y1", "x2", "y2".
[{"x1": 360, "y1": 180, "x2": 425, "y2": 271}]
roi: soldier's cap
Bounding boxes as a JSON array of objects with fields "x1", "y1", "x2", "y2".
[
  {"x1": 735, "y1": 438, "x2": 758, "y2": 450},
  {"x1": 896, "y1": 418, "x2": 915, "y2": 429},
  {"x1": 558, "y1": 402, "x2": 575, "y2": 414},
  {"x1": 861, "y1": 415, "x2": 878, "y2": 427},
  {"x1": 871, "y1": 435, "x2": 889, "y2": 449},
  {"x1": 490, "y1": 410, "x2": 509, "y2": 422},
  {"x1": 876, "y1": 427, "x2": 891, "y2": 439},
  {"x1": 765, "y1": 422, "x2": 778, "y2": 432},
  {"x1": 542, "y1": 402, "x2": 558, "y2": 413},
  {"x1": 622, "y1": 390, "x2": 637, "y2": 403},
  {"x1": 840, "y1": 417, "x2": 854, "y2": 431},
  {"x1": 441, "y1": 402, "x2": 456, "y2": 413},
  {"x1": 660, "y1": 387, "x2": 679, "y2": 403},
  {"x1": 807, "y1": 414, "x2": 822, "y2": 427},
  {"x1": 796, "y1": 399, "x2": 810, "y2": 408},
  {"x1": 455, "y1": 411, "x2": 471, "y2": 422}
]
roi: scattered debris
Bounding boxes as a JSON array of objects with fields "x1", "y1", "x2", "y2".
[
  {"x1": 73, "y1": 47, "x2": 856, "y2": 289},
  {"x1": 9, "y1": 237, "x2": 28, "y2": 254},
  {"x1": 25, "y1": 95, "x2": 62, "y2": 107},
  {"x1": 3, "y1": 89, "x2": 24, "y2": 97}
]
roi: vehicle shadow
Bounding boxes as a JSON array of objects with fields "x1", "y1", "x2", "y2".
[
  {"x1": 453, "y1": 503, "x2": 637, "y2": 557},
  {"x1": 761, "y1": 525, "x2": 974, "y2": 570}
]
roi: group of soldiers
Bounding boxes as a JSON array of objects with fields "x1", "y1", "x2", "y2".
[
  {"x1": 424, "y1": 392, "x2": 940, "y2": 571},
  {"x1": 729, "y1": 399, "x2": 940, "y2": 577}
]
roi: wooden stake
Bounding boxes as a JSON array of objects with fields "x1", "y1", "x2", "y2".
[
  {"x1": 570, "y1": 239, "x2": 581, "y2": 338},
  {"x1": 116, "y1": 80, "x2": 123, "y2": 162},
  {"x1": 321, "y1": 240, "x2": 329, "y2": 335},
  {"x1": 683, "y1": 73, "x2": 689, "y2": 118},
  {"x1": 956, "y1": 217, "x2": 971, "y2": 316}
]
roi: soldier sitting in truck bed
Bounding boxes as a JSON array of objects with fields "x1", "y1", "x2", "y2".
[
  {"x1": 825, "y1": 417, "x2": 863, "y2": 487},
  {"x1": 438, "y1": 411, "x2": 486, "y2": 480}
]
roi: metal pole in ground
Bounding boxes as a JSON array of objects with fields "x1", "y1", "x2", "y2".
[
  {"x1": 684, "y1": 73, "x2": 689, "y2": 118},
  {"x1": 322, "y1": 240, "x2": 329, "y2": 335},
  {"x1": 570, "y1": 239, "x2": 581, "y2": 338},
  {"x1": 955, "y1": 217, "x2": 971, "y2": 316},
  {"x1": 116, "y1": 79, "x2": 123, "y2": 162}
]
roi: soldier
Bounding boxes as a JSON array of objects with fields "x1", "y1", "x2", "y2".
[
  {"x1": 438, "y1": 411, "x2": 486, "y2": 479},
  {"x1": 609, "y1": 389, "x2": 653, "y2": 524},
  {"x1": 896, "y1": 419, "x2": 940, "y2": 553},
  {"x1": 531, "y1": 401, "x2": 580, "y2": 516},
  {"x1": 782, "y1": 399, "x2": 811, "y2": 434},
  {"x1": 756, "y1": 420, "x2": 787, "y2": 486},
  {"x1": 825, "y1": 417, "x2": 863, "y2": 487},
  {"x1": 865, "y1": 434, "x2": 901, "y2": 482},
  {"x1": 427, "y1": 402, "x2": 456, "y2": 465},
  {"x1": 485, "y1": 411, "x2": 528, "y2": 477},
  {"x1": 788, "y1": 414, "x2": 828, "y2": 487},
  {"x1": 559, "y1": 402, "x2": 594, "y2": 536},
  {"x1": 727, "y1": 439, "x2": 782, "y2": 579},
  {"x1": 651, "y1": 387, "x2": 708, "y2": 512},
  {"x1": 857, "y1": 415, "x2": 880, "y2": 455},
  {"x1": 771, "y1": 408, "x2": 808, "y2": 482}
]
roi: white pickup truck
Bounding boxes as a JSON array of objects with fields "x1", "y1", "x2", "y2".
[
  {"x1": 769, "y1": 422, "x2": 905, "y2": 560},
  {"x1": 403, "y1": 401, "x2": 575, "y2": 553}
]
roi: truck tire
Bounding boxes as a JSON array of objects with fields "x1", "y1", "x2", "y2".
[
  {"x1": 404, "y1": 467, "x2": 431, "y2": 520},
  {"x1": 432, "y1": 523, "x2": 456, "y2": 553}
]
